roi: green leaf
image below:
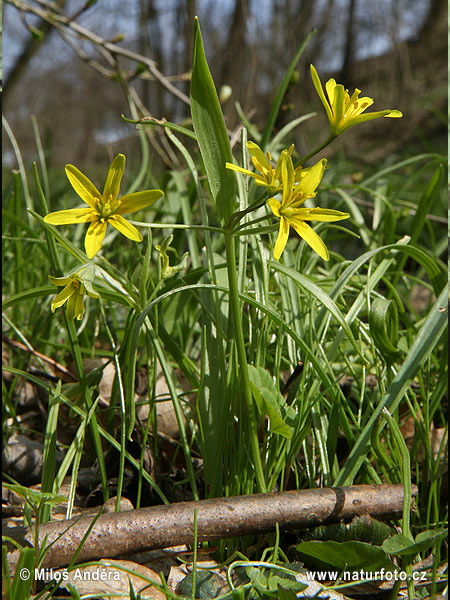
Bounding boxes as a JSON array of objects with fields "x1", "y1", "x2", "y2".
[
  {"x1": 272, "y1": 260, "x2": 365, "y2": 361},
  {"x1": 246, "y1": 567, "x2": 307, "y2": 598},
  {"x1": 408, "y1": 164, "x2": 444, "y2": 245},
  {"x1": 335, "y1": 284, "x2": 448, "y2": 485},
  {"x1": 277, "y1": 586, "x2": 299, "y2": 600},
  {"x1": 382, "y1": 529, "x2": 448, "y2": 556},
  {"x1": 248, "y1": 365, "x2": 295, "y2": 439},
  {"x1": 369, "y1": 297, "x2": 400, "y2": 359},
  {"x1": 190, "y1": 18, "x2": 236, "y2": 223},
  {"x1": 295, "y1": 540, "x2": 395, "y2": 572}
]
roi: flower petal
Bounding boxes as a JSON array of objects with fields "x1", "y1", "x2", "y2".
[
  {"x1": 246, "y1": 141, "x2": 270, "y2": 172},
  {"x1": 331, "y1": 84, "x2": 346, "y2": 130},
  {"x1": 51, "y1": 284, "x2": 74, "y2": 311},
  {"x1": 296, "y1": 159, "x2": 327, "y2": 199},
  {"x1": 325, "y1": 78, "x2": 338, "y2": 112},
  {"x1": 273, "y1": 216, "x2": 290, "y2": 261},
  {"x1": 85, "y1": 220, "x2": 107, "y2": 258},
  {"x1": 280, "y1": 155, "x2": 295, "y2": 207},
  {"x1": 310, "y1": 65, "x2": 333, "y2": 123},
  {"x1": 116, "y1": 190, "x2": 164, "y2": 215},
  {"x1": 290, "y1": 220, "x2": 329, "y2": 261},
  {"x1": 65, "y1": 165, "x2": 102, "y2": 209},
  {"x1": 74, "y1": 289, "x2": 86, "y2": 320},
  {"x1": 300, "y1": 207, "x2": 350, "y2": 222},
  {"x1": 352, "y1": 96, "x2": 374, "y2": 114},
  {"x1": 49, "y1": 274, "x2": 74, "y2": 286},
  {"x1": 268, "y1": 197, "x2": 281, "y2": 217},
  {"x1": 67, "y1": 287, "x2": 85, "y2": 321},
  {"x1": 385, "y1": 110, "x2": 402, "y2": 118},
  {"x1": 44, "y1": 208, "x2": 96, "y2": 225},
  {"x1": 108, "y1": 214, "x2": 143, "y2": 242},
  {"x1": 225, "y1": 162, "x2": 261, "y2": 180},
  {"x1": 274, "y1": 149, "x2": 291, "y2": 183},
  {"x1": 338, "y1": 109, "x2": 402, "y2": 134},
  {"x1": 103, "y1": 154, "x2": 125, "y2": 203}
]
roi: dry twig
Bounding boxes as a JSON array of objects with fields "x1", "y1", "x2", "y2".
[{"x1": 5, "y1": 484, "x2": 417, "y2": 572}]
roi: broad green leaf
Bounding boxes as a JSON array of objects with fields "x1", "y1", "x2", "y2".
[
  {"x1": 190, "y1": 18, "x2": 236, "y2": 223},
  {"x1": 382, "y1": 529, "x2": 448, "y2": 556},
  {"x1": 295, "y1": 540, "x2": 395, "y2": 572},
  {"x1": 246, "y1": 567, "x2": 307, "y2": 598},
  {"x1": 248, "y1": 365, "x2": 295, "y2": 439},
  {"x1": 277, "y1": 586, "x2": 299, "y2": 600}
]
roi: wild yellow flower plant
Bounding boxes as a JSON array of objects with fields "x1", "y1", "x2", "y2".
[
  {"x1": 226, "y1": 141, "x2": 298, "y2": 194},
  {"x1": 49, "y1": 269, "x2": 98, "y2": 321},
  {"x1": 310, "y1": 64, "x2": 402, "y2": 136},
  {"x1": 44, "y1": 154, "x2": 164, "y2": 258},
  {"x1": 268, "y1": 155, "x2": 349, "y2": 261}
]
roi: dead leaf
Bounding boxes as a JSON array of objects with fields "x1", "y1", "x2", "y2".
[{"x1": 59, "y1": 559, "x2": 165, "y2": 599}]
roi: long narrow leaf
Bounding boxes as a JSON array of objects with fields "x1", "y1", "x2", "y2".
[
  {"x1": 190, "y1": 18, "x2": 236, "y2": 223},
  {"x1": 335, "y1": 285, "x2": 448, "y2": 485}
]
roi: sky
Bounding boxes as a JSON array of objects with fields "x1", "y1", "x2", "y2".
[{"x1": 3, "y1": 0, "x2": 432, "y2": 81}]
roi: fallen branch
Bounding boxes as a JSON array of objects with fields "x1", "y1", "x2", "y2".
[{"x1": 5, "y1": 484, "x2": 416, "y2": 571}]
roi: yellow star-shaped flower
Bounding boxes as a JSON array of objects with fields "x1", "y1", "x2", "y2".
[
  {"x1": 49, "y1": 270, "x2": 98, "y2": 321},
  {"x1": 226, "y1": 141, "x2": 299, "y2": 195},
  {"x1": 268, "y1": 156, "x2": 349, "y2": 261},
  {"x1": 310, "y1": 64, "x2": 402, "y2": 136},
  {"x1": 44, "y1": 154, "x2": 163, "y2": 258}
]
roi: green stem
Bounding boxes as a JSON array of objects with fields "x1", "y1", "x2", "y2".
[
  {"x1": 224, "y1": 232, "x2": 266, "y2": 493},
  {"x1": 130, "y1": 221, "x2": 225, "y2": 234},
  {"x1": 33, "y1": 164, "x2": 108, "y2": 500},
  {"x1": 295, "y1": 134, "x2": 337, "y2": 167},
  {"x1": 227, "y1": 197, "x2": 268, "y2": 229},
  {"x1": 65, "y1": 318, "x2": 109, "y2": 500},
  {"x1": 231, "y1": 213, "x2": 271, "y2": 234}
]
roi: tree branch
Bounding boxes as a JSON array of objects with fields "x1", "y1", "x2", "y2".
[
  {"x1": 5, "y1": 0, "x2": 190, "y2": 105},
  {"x1": 5, "y1": 484, "x2": 417, "y2": 572}
]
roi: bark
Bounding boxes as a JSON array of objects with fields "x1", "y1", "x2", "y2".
[
  {"x1": 220, "y1": 0, "x2": 248, "y2": 124},
  {"x1": 339, "y1": 0, "x2": 356, "y2": 85},
  {"x1": 183, "y1": 0, "x2": 196, "y2": 85},
  {"x1": 139, "y1": 0, "x2": 164, "y2": 112},
  {"x1": 5, "y1": 484, "x2": 417, "y2": 572},
  {"x1": 416, "y1": 0, "x2": 447, "y2": 46}
]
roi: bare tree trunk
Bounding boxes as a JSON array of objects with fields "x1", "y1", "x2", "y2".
[
  {"x1": 416, "y1": 0, "x2": 447, "y2": 46},
  {"x1": 183, "y1": 0, "x2": 196, "y2": 94},
  {"x1": 139, "y1": 0, "x2": 164, "y2": 114},
  {"x1": 220, "y1": 0, "x2": 249, "y2": 125},
  {"x1": 3, "y1": 0, "x2": 67, "y2": 103},
  {"x1": 339, "y1": 0, "x2": 356, "y2": 85}
]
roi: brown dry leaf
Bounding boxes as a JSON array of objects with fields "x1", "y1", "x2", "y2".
[
  {"x1": 136, "y1": 363, "x2": 188, "y2": 439},
  {"x1": 167, "y1": 563, "x2": 189, "y2": 591},
  {"x1": 59, "y1": 559, "x2": 165, "y2": 599}
]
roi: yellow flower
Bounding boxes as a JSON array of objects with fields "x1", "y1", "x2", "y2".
[
  {"x1": 44, "y1": 154, "x2": 163, "y2": 258},
  {"x1": 49, "y1": 270, "x2": 99, "y2": 321},
  {"x1": 226, "y1": 141, "x2": 299, "y2": 194},
  {"x1": 268, "y1": 156, "x2": 350, "y2": 261},
  {"x1": 310, "y1": 64, "x2": 402, "y2": 136}
]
